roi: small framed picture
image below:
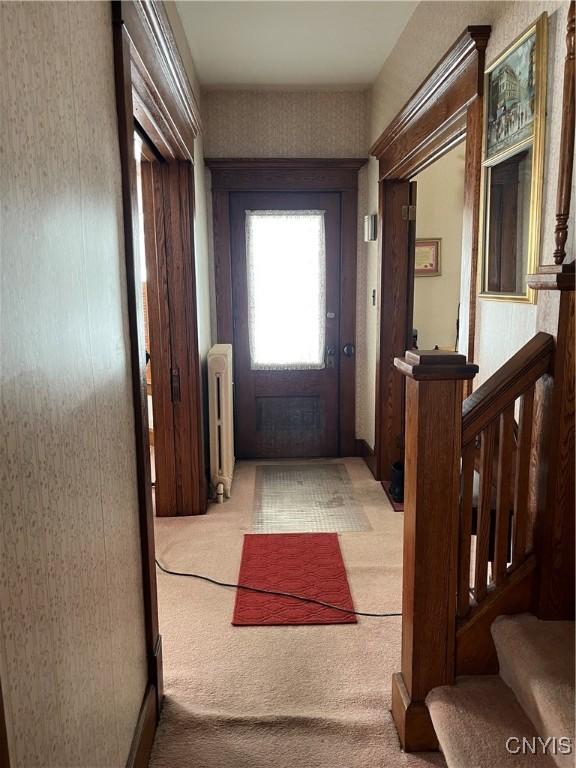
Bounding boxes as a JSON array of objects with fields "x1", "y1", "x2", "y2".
[{"x1": 415, "y1": 239, "x2": 441, "y2": 276}]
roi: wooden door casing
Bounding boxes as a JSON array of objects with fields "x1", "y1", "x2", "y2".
[
  {"x1": 375, "y1": 181, "x2": 417, "y2": 480},
  {"x1": 370, "y1": 26, "x2": 491, "y2": 482},
  {"x1": 230, "y1": 191, "x2": 341, "y2": 458},
  {"x1": 207, "y1": 158, "x2": 364, "y2": 458}
]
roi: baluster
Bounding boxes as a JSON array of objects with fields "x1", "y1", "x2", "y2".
[
  {"x1": 494, "y1": 405, "x2": 515, "y2": 583},
  {"x1": 474, "y1": 422, "x2": 496, "y2": 600},
  {"x1": 458, "y1": 441, "x2": 475, "y2": 617},
  {"x1": 512, "y1": 387, "x2": 535, "y2": 566}
]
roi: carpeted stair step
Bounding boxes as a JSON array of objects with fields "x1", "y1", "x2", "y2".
[
  {"x1": 492, "y1": 613, "x2": 575, "y2": 768},
  {"x1": 426, "y1": 675, "x2": 557, "y2": 768}
]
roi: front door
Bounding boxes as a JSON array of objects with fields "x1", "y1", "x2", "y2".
[{"x1": 230, "y1": 191, "x2": 341, "y2": 458}]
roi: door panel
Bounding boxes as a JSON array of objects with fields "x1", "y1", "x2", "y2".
[
  {"x1": 141, "y1": 161, "x2": 178, "y2": 516},
  {"x1": 230, "y1": 192, "x2": 341, "y2": 458},
  {"x1": 141, "y1": 160, "x2": 207, "y2": 515}
]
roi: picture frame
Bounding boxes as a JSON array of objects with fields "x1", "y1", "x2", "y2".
[
  {"x1": 479, "y1": 13, "x2": 548, "y2": 304},
  {"x1": 415, "y1": 239, "x2": 441, "y2": 276}
]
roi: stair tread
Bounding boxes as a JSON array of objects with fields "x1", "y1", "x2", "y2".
[
  {"x1": 427, "y1": 675, "x2": 557, "y2": 768},
  {"x1": 492, "y1": 613, "x2": 575, "y2": 768}
]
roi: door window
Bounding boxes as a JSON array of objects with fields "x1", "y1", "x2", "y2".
[{"x1": 245, "y1": 210, "x2": 326, "y2": 370}]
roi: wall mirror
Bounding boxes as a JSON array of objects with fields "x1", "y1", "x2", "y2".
[{"x1": 480, "y1": 13, "x2": 547, "y2": 303}]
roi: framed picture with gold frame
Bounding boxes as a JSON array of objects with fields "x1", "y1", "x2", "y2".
[{"x1": 479, "y1": 13, "x2": 547, "y2": 304}]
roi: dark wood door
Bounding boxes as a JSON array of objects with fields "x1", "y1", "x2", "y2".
[
  {"x1": 230, "y1": 191, "x2": 341, "y2": 458},
  {"x1": 141, "y1": 160, "x2": 207, "y2": 515}
]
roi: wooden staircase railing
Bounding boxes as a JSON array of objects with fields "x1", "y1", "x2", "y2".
[
  {"x1": 458, "y1": 332, "x2": 554, "y2": 617},
  {"x1": 391, "y1": 334, "x2": 554, "y2": 752},
  {"x1": 390, "y1": 5, "x2": 574, "y2": 753}
]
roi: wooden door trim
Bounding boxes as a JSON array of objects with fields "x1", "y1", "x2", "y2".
[
  {"x1": 208, "y1": 158, "x2": 365, "y2": 457},
  {"x1": 111, "y1": 0, "x2": 203, "y2": 737},
  {"x1": 116, "y1": 0, "x2": 201, "y2": 161},
  {"x1": 371, "y1": 26, "x2": 490, "y2": 481}
]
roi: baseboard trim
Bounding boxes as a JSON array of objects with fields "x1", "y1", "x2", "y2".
[
  {"x1": 126, "y1": 684, "x2": 158, "y2": 768},
  {"x1": 355, "y1": 439, "x2": 377, "y2": 478}
]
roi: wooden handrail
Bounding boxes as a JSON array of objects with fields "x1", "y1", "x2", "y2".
[{"x1": 462, "y1": 332, "x2": 554, "y2": 444}]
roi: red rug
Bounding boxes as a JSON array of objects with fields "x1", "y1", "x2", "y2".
[{"x1": 232, "y1": 533, "x2": 357, "y2": 626}]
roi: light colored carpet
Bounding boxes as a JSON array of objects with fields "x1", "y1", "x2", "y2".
[
  {"x1": 427, "y1": 676, "x2": 557, "y2": 768},
  {"x1": 150, "y1": 458, "x2": 445, "y2": 768},
  {"x1": 492, "y1": 614, "x2": 575, "y2": 768}
]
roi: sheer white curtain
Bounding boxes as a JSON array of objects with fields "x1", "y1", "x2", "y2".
[{"x1": 245, "y1": 210, "x2": 326, "y2": 370}]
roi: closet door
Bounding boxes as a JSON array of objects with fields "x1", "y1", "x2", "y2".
[{"x1": 141, "y1": 160, "x2": 206, "y2": 516}]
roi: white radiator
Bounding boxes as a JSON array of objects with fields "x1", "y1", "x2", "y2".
[{"x1": 208, "y1": 344, "x2": 235, "y2": 501}]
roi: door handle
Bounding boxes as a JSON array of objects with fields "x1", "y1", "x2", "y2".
[{"x1": 343, "y1": 343, "x2": 355, "y2": 357}]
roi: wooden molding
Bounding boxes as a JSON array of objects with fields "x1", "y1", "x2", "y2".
[
  {"x1": 207, "y1": 157, "x2": 367, "y2": 170},
  {"x1": 374, "y1": 179, "x2": 414, "y2": 481},
  {"x1": 114, "y1": 1, "x2": 202, "y2": 160},
  {"x1": 372, "y1": 28, "x2": 490, "y2": 483},
  {"x1": 206, "y1": 158, "x2": 366, "y2": 192},
  {"x1": 553, "y1": 1, "x2": 575, "y2": 264},
  {"x1": 0, "y1": 674, "x2": 10, "y2": 768},
  {"x1": 112, "y1": 14, "x2": 162, "y2": 705},
  {"x1": 371, "y1": 26, "x2": 490, "y2": 178},
  {"x1": 125, "y1": 684, "x2": 158, "y2": 768},
  {"x1": 356, "y1": 438, "x2": 377, "y2": 477},
  {"x1": 528, "y1": 262, "x2": 576, "y2": 291}
]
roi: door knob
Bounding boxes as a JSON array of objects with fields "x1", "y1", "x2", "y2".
[{"x1": 343, "y1": 343, "x2": 355, "y2": 357}]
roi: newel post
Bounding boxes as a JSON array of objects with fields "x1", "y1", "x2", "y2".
[{"x1": 391, "y1": 350, "x2": 478, "y2": 752}]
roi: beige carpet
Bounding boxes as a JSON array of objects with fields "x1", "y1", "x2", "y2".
[
  {"x1": 150, "y1": 458, "x2": 445, "y2": 768},
  {"x1": 427, "y1": 676, "x2": 557, "y2": 768}
]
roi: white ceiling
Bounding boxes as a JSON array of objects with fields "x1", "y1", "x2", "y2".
[{"x1": 175, "y1": 1, "x2": 418, "y2": 88}]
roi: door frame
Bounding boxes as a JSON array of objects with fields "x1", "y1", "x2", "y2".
[
  {"x1": 207, "y1": 158, "x2": 365, "y2": 457},
  {"x1": 111, "y1": 0, "x2": 203, "y2": 759},
  {"x1": 370, "y1": 26, "x2": 491, "y2": 482}
]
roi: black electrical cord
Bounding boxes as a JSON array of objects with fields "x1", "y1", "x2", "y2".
[{"x1": 155, "y1": 558, "x2": 402, "y2": 619}]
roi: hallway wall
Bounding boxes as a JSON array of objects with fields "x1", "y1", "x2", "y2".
[
  {"x1": 413, "y1": 144, "x2": 467, "y2": 352},
  {"x1": 203, "y1": 89, "x2": 370, "y2": 159},
  {"x1": 357, "y1": 0, "x2": 572, "y2": 450},
  {"x1": 0, "y1": 3, "x2": 146, "y2": 766}
]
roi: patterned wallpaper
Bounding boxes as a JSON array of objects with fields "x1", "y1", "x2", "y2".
[
  {"x1": 355, "y1": 162, "x2": 379, "y2": 448},
  {"x1": 203, "y1": 89, "x2": 370, "y2": 158},
  {"x1": 0, "y1": 3, "x2": 147, "y2": 765}
]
